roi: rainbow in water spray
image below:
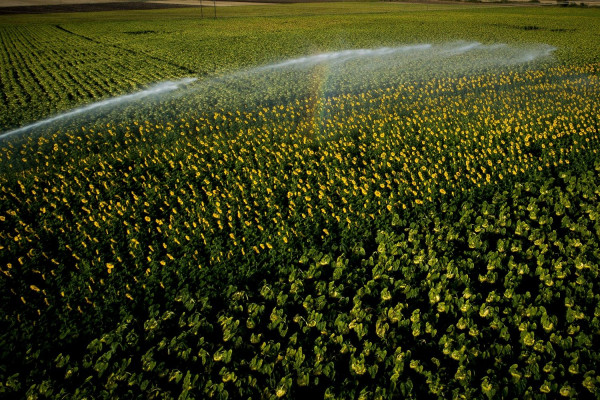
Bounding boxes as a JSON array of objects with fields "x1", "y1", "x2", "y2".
[{"x1": 0, "y1": 42, "x2": 557, "y2": 140}]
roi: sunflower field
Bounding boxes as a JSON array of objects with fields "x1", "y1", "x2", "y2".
[{"x1": 1, "y1": 3, "x2": 600, "y2": 399}]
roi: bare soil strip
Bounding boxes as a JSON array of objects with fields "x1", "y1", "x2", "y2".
[
  {"x1": 149, "y1": 0, "x2": 271, "y2": 6},
  {"x1": 1, "y1": 0, "x2": 133, "y2": 6},
  {"x1": 1, "y1": 0, "x2": 597, "y2": 14}
]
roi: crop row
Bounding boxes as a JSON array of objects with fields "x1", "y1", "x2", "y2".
[
  {"x1": 1, "y1": 62, "x2": 598, "y2": 328},
  {"x1": 7, "y1": 161, "x2": 600, "y2": 399},
  {"x1": 0, "y1": 24, "x2": 185, "y2": 130},
  {"x1": 1, "y1": 56, "x2": 599, "y2": 399}
]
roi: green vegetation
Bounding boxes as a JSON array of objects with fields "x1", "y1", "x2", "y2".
[
  {"x1": 1, "y1": 3, "x2": 600, "y2": 399},
  {"x1": 1, "y1": 3, "x2": 599, "y2": 129}
]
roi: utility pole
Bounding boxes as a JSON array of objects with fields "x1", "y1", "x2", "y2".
[
  {"x1": 213, "y1": 0, "x2": 217, "y2": 19},
  {"x1": 200, "y1": 0, "x2": 203, "y2": 18}
]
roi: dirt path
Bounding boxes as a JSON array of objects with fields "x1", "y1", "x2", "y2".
[
  {"x1": 0, "y1": 2, "x2": 191, "y2": 14},
  {"x1": 149, "y1": 0, "x2": 270, "y2": 6},
  {"x1": 1, "y1": 0, "x2": 132, "y2": 6},
  {"x1": 0, "y1": 0, "x2": 268, "y2": 6},
  {"x1": 0, "y1": 0, "x2": 597, "y2": 14}
]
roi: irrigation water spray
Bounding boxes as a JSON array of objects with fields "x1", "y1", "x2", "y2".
[
  {"x1": 190, "y1": 41, "x2": 557, "y2": 102},
  {"x1": 0, "y1": 42, "x2": 556, "y2": 140},
  {"x1": 255, "y1": 44, "x2": 434, "y2": 71},
  {"x1": 250, "y1": 42, "x2": 555, "y2": 73},
  {"x1": 0, "y1": 77, "x2": 197, "y2": 140}
]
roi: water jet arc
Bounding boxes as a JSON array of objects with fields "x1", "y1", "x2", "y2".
[{"x1": 0, "y1": 77, "x2": 197, "y2": 140}]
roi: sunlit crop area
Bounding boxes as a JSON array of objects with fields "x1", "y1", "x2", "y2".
[{"x1": 1, "y1": 3, "x2": 600, "y2": 399}]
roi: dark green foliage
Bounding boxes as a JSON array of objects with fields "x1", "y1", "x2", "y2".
[
  {"x1": 4, "y1": 161, "x2": 600, "y2": 399},
  {"x1": 1, "y1": 4, "x2": 600, "y2": 399}
]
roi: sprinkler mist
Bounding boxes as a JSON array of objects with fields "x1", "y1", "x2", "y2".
[
  {"x1": 0, "y1": 78, "x2": 197, "y2": 140},
  {"x1": 0, "y1": 42, "x2": 556, "y2": 141}
]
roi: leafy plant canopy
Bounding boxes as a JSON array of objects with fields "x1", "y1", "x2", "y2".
[{"x1": 1, "y1": 3, "x2": 600, "y2": 399}]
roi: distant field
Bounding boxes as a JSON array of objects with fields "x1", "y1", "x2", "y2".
[
  {"x1": 0, "y1": 0, "x2": 269, "y2": 9},
  {"x1": 2, "y1": 0, "x2": 599, "y2": 8},
  {"x1": 0, "y1": 1, "x2": 270, "y2": 17},
  {"x1": 0, "y1": 0, "x2": 134, "y2": 6},
  {"x1": 1, "y1": 3, "x2": 600, "y2": 399}
]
